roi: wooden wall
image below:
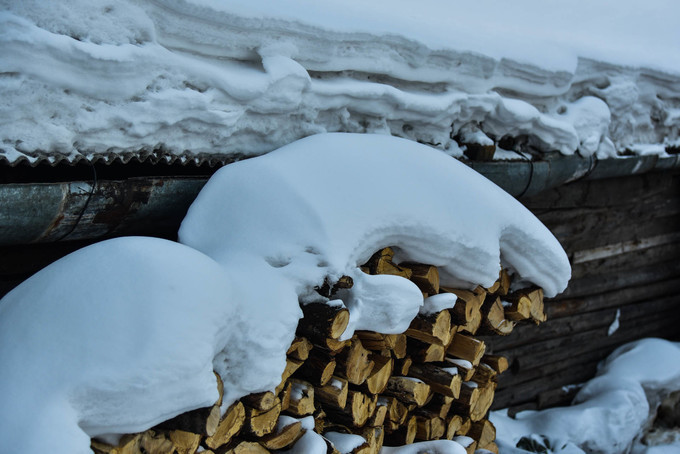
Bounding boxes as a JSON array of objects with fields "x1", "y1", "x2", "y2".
[{"x1": 484, "y1": 169, "x2": 680, "y2": 412}]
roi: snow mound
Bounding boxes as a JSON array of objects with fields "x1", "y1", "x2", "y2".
[
  {"x1": 492, "y1": 338, "x2": 680, "y2": 454},
  {"x1": 1, "y1": 0, "x2": 679, "y2": 164},
  {"x1": 179, "y1": 133, "x2": 571, "y2": 338},
  {"x1": 0, "y1": 237, "x2": 299, "y2": 454}
]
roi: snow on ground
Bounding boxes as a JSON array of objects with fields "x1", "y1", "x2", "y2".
[
  {"x1": 1, "y1": 0, "x2": 679, "y2": 164},
  {"x1": 0, "y1": 134, "x2": 570, "y2": 453},
  {"x1": 493, "y1": 338, "x2": 680, "y2": 454}
]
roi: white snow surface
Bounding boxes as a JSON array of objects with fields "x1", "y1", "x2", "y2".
[
  {"x1": 0, "y1": 134, "x2": 570, "y2": 453},
  {"x1": 1, "y1": 0, "x2": 679, "y2": 164},
  {"x1": 179, "y1": 133, "x2": 571, "y2": 334},
  {"x1": 492, "y1": 338, "x2": 680, "y2": 454},
  {"x1": 0, "y1": 237, "x2": 293, "y2": 454}
]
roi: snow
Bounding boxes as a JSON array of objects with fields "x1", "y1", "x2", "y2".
[
  {"x1": 324, "y1": 432, "x2": 367, "y2": 453},
  {"x1": 0, "y1": 238, "x2": 245, "y2": 454},
  {"x1": 1, "y1": 0, "x2": 679, "y2": 164},
  {"x1": 607, "y1": 309, "x2": 621, "y2": 336},
  {"x1": 493, "y1": 338, "x2": 680, "y2": 454},
  {"x1": 0, "y1": 133, "x2": 570, "y2": 453},
  {"x1": 420, "y1": 293, "x2": 458, "y2": 316}
]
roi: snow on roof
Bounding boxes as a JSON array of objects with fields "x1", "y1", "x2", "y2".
[
  {"x1": 1, "y1": 0, "x2": 678, "y2": 166},
  {"x1": 0, "y1": 133, "x2": 569, "y2": 453}
]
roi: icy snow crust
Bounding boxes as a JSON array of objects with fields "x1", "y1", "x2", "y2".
[
  {"x1": 0, "y1": 135, "x2": 570, "y2": 453},
  {"x1": 493, "y1": 338, "x2": 680, "y2": 454},
  {"x1": 2, "y1": 0, "x2": 679, "y2": 164}
]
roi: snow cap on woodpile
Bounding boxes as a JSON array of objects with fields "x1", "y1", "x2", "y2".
[
  {"x1": 179, "y1": 132, "x2": 571, "y2": 336},
  {"x1": 0, "y1": 237, "x2": 300, "y2": 454}
]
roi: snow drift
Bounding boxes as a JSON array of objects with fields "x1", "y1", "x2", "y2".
[
  {"x1": 1, "y1": 0, "x2": 679, "y2": 165},
  {"x1": 492, "y1": 338, "x2": 680, "y2": 454},
  {"x1": 0, "y1": 134, "x2": 570, "y2": 453}
]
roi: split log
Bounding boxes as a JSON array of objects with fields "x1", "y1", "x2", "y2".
[
  {"x1": 279, "y1": 381, "x2": 292, "y2": 411},
  {"x1": 399, "y1": 262, "x2": 440, "y2": 294},
  {"x1": 482, "y1": 355, "x2": 508, "y2": 374},
  {"x1": 407, "y1": 363, "x2": 461, "y2": 398},
  {"x1": 287, "y1": 337, "x2": 314, "y2": 361},
  {"x1": 508, "y1": 288, "x2": 545, "y2": 323},
  {"x1": 447, "y1": 333, "x2": 486, "y2": 366},
  {"x1": 226, "y1": 440, "x2": 270, "y2": 454},
  {"x1": 471, "y1": 363, "x2": 497, "y2": 384},
  {"x1": 316, "y1": 376, "x2": 349, "y2": 409},
  {"x1": 440, "y1": 287, "x2": 483, "y2": 334},
  {"x1": 408, "y1": 338, "x2": 446, "y2": 363},
  {"x1": 480, "y1": 295, "x2": 515, "y2": 335},
  {"x1": 154, "y1": 404, "x2": 221, "y2": 438},
  {"x1": 241, "y1": 392, "x2": 277, "y2": 412},
  {"x1": 366, "y1": 403, "x2": 388, "y2": 427},
  {"x1": 503, "y1": 294, "x2": 532, "y2": 321},
  {"x1": 276, "y1": 358, "x2": 304, "y2": 394},
  {"x1": 298, "y1": 302, "x2": 351, "y2": 345},
  {"x1": 480, "y1": 441, "x2": 499, "y2": 454},
  {"x1": 258, "y1": 417, "x2": 304, "y2": 450},
  {"x1": 325, "y1": 390, "x2": 374, "y2": 427},
  {"x1": 394, "y1": 357, "x2": 412, "y2": 376},
  {"x1": 243, "y1": 400, "x2": 281, "y2": 437},
  {"x1": 468, "y1": 419, "x2": 496, "y2": 449},
  {"x1": 363, "y1": 353, "x2": 394, "y2": 394},
  {"x1": 452, "y1": 382, "x2": 480, "y2": 417},
  {"x1": 205, "y1": 401, "x2": 246, "y2": 450},
  {"x1": 169, "y1": 431, "x2": 201, "y2": 454},
  {"x1": 457, "y1": 417, "x2": 472, "y2": 436},
  {"x1": 384, "y1": 415, "x2": 417, "y2": 446},
  {"x1": 383, "y1": 377, "x2": 431, "y2": 407},
  {"x1": 93, "y1": 431, "x2": 176, "y2": 454},
  {"x1": 445, "y1": 414, "x2": 464, "y2": 440},
  {"x1": 470, "y1": 382, "x2": 497, "y2": 422},
  {"x1": 295, "y1": 351, "x2": 336, "y2": 386},
  {"x1": 336, "y1": 338, "x2": 375, "y2": 385},
  {"x1": 405, "y1": 310, "x2": 451, "y2": 345},
  {"x1": 444, "y1": 358, "x2": 475, "y2": 381},
  {"x1": 365, "y1": 247, "x2": 413, "y2": 279},
  {"x1": 414, "y1": 411, "x2": 446, "y2": 441},
  {"x1": 355, "y1": 332, "x2": 407, "y2": 359},
  {"x1": 361, "y1": 426, "x2": 385, "y2": 454},
  {"x1": 424, "y1": 393, "x2": 454, "y2": 419},
  {"x1": 287, "y1": 379, "x2": 315, "y2": 417},
  {"x1": 381, "y1": 396, "x2": 409, "y2": 426}
]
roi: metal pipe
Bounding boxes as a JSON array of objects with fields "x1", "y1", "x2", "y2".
[{"x1": 1, "y1": 154, "x2": 679, "y2": 245}]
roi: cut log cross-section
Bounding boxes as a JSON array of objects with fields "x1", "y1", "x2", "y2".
[
  {"x1": 406, "y1": 310, "x2": 452, "y2": 345},
  {"x1": 336, "y1": 338, "x2": 375, "y2": 385},
  {"x1": 407, "y1": 363, "x2": 462, "y2": 398},
  {"x1": 315, "y1": 376, "x2": 349, "y2": 409},
  {"x1": 447, "y1": 333, "x2": 486, "y2": 366},
  {"x1": 205, "y1": 401, "x2": 246, "y2": 450},
  {"x1": 298, "y1": 302, "x2": 350, "y2": 350},
  {"x1": 400, "y1": 262, "x2": 440, "y2": 295},
  {"x1": 384, "y1": 376, "x2": 432, "y2": 407}
]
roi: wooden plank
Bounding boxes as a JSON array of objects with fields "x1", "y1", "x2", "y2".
[
  {"x1": 556, "y1": 258, "x2": 680, "y2": 299},
  {"x1": 482, "y1": 289, "x2": 680, "y2": 352},
  {"x1": 490, "y1": 316, "x2": 680, "y2": 409}
]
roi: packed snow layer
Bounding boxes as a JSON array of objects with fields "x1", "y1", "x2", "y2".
[
  {"x1": 179, "y1": 134, "x2": 571, "y2": 341},
  {"x1": 0, "y1": 237, "x2": 300, "y2": 454},
  {"x1": 1, "y1": 0, "x2": 679, "y2": 165},
  {"x1": 493, "y1": 338, "x2": 680, "y2": 454}
]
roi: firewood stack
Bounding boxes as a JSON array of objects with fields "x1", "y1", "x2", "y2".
[{"x1": 91, "y1": 247, "x2": 547, "y2": 454}]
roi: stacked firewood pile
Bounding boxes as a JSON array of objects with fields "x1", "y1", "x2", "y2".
[{"x1": 91, "y1": 247, "x2": 547, "y2": 454}]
